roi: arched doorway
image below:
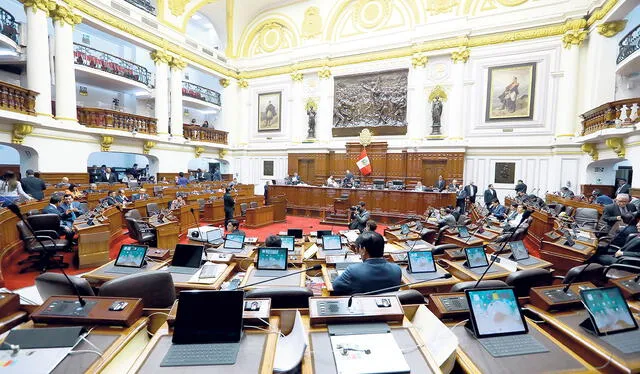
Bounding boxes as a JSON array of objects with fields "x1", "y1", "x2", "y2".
[
  {"x1": 0, "y1": 143, "x2": 39, "y2": 177},
  {"x1": 187, "y1": 157, "x2": 230, "y2": 180},
  {"x1": 585, "y1": 158, "x2": 632, "y2": 197},
  {"x1": 87, "y1": 152, "x2": 159, "y2": 183}
]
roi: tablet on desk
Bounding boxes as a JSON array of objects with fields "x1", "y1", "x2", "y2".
[
  {"x1": 106, "y1": 244, "x2": 147, "y2": 274},
  {"x1": 464, "y1": 246, "x2": 489, "y2": 268},
  {"x1": 408, "y1": 251, "x2": 436, "y2": 274},
  {"x1": 580, "y1": 287, "x2": 638, "y2": 336},
  {"x1": 224, "y1": 234, "x2": 245, "y2": 250},
  {"x1": 279, "y1": 235, "x2": 295, "y2": 251},
  {"x1": 466, "y1": 287, "x2": 528, "y2": 338},
  {"x1": 457, "y1": 226, "x2": 471, "y2": 239},
  {"x1": 322, "y1": 235, "x2": 343, "y2": 251},
  {"x1": 254, "y1": 248, "x2": 288, "y2": 277}
]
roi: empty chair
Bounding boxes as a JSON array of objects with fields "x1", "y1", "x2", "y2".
[
  {"x1": 146, "y1": 202, "x2": 160, "y2": 216},
  {"x1": 16, "y1": 220, "x2": 70, "y2": 273},
  {"x1": 434, "y1": 226, "x2": 449, "y2": 245},
  {"x1": 562, "y1": 263, "x2": 606, "y2": 287},
  {"x1": 125, "y1": 209, "x2": 144, "y2": 221},
  {"x1": 505, "y1": 269, "x2": 553, "y2": 297},
  {"x1": 420, "y1": 228, "x2": 436, "y2": 244},
  {"x1": 124, "y1": 218, "x2": 156, "y2": 246},
  {"x1": 431, "y1": 243, "x2": 459, "y2": 256},
  {"x1": 249, "y1": 201, "x2": 258, "y2": 209},
  {"x1": 35, "y1": 273, "x2": 95, "y2": 300},
  {"x1": 450, "y1": 280, "x2": 508, "y2": 293},
  {"x1": 240, "y1": 202, "x2": 248, "y2": 216},
  {"x1": 99, "y1": 271, "x2": 176, "y2": 309},
  {"x1": 245, "y1": 287, "x2": 313, "y2": 309},
  {"x1": 574, "y1": 208, "x2": 599, "y2": 231}
]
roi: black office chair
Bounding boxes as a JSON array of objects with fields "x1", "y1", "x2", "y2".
[
  {"x1": 146, "y1": 202, "x2": 160, "y2": 216},
  {"x1": 16, "y1": 220, "x2": 70, "y2": 273},
  {"x1": 35, "y1": 273, "x2": 95, "y2": 300},
  {"x1": 562, "y1": 264, "x2": 606, "y2": 287},
  {"x1": 28, "y1": 213, "x2": 74, "y2": 243},
  {"x1": 245, "y1": 287, "x2": 313, "y2": 309},
  {"x1": 574, "y1": 208, "x2": 599, "y2": 231},
  {"x1": 603, "y1": 262, "x2": 640, "y2": 280},
  {"x1": 432, "y1": 244, "x2": 459, "y2": 256},
  {"x1": 99, "y1": 271, "x2": 176, "y2": 309},
  {"x1": 505, "y1": 269, "x2": 553, "y2": 297},
  {"x1": 240, "y1": 203, "x2": 248, "y2": 217},
  {"x1": 382, "y1": 289, "x2": 426, "y2": 305},
  {"x1": 450, "y1": 280, "x2": 508, "y2": 293}
]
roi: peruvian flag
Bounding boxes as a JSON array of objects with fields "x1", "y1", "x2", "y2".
[{"x1": 356, "y1": 149, "x2": 372, "y2": 176}]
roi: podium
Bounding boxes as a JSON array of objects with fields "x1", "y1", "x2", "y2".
[{"x1": 269, "y1": 195, "x2": 287, "y2": 223}]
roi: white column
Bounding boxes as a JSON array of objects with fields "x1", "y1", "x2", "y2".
[
  {"x1": 219, "y1": 79, "x2": 238, "y2": 144},
  {"x1": 53, "y1": 13, "x2": 80, "y2": 121},
  {"x1": 448, "y1": 59, "x2": 465, "y2": 140},
  {"x1": 152, "y1": 56, "x2": 169, "y2": 136},
  {"x1": 291, "y1": 76, "x2": 305, "y2": 141},
  {"x1": 169, "y1": 58, "x2": 185, "y2": 139},
  {"x1": 318, "y1": 69, "x2": 333, "y2": 141},
  {"x1": 25, "y1": 5, "x2": 52, "y2": 116},
  {"x1": 237, "y1": 81, "x2": 249, "y2": 144},
  {"x1": 555, "y1": 31, "x2": 585, "y2": 138},
  {"x1": 407, "y1": 57, "x2": 427, "y2": 139}
]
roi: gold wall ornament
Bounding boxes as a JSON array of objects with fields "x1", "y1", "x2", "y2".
[
  {"x1": 194, "y1": 146, "x2": 205, "y2": 158},
  {"x1": 359, "y1": 128, "x2": 373, "y2": 146},
  {"x1": 169, "y1": 56, "x2": 187, "y2": 70},
  {"x1": 302, "y1": 6, "x2": 322, "y2": 39},
  {"x1": 428, "y1": 85, "x2": 448, "y2": 102},
  {"x1": 495, "y1": 0, "x2": 528, "y2": 6},
  {"x1": 411, "y1": 54, "x2": 428, "y2": 68},
  {"x1": 218, "y1": 148, "x2": 227, "y2": 159},
  {"x1": 150, "y1": 49, "x2": 172, "y2": 64},
  {"x1": 597, "y1": 20, "x2": 627, "y2": 37},
  {"x1": 238, "y1": 79, "x2": 249, "y2": 88},
  {"x1": 20, "y1": 0, "x2": 57, "y2": 15},
  {"x1": 605, "y1": 137, "x2": 625, "y2": 158},
  {"x1": 100, "y1": 135, "x2": 113, "y2": 152},
  {"x1": 290, "y1": 71, "x2": 303, "y2": 82},
  {"x1": 168, "y1": 0, "x2": 190, "y2": 17},
  {"x1": 305, "y1": 98, "x2": 317, "y2": 111},
  {"x1": 451, "y1": 47, "x2": 470, "y2": 63},
  {"x1": 143, "y1": 141, "x2": 156, "y2": 155},
  {"x1": 353, "y1": 0, "x2": 392, "y2": 30},
  {"x1": 587, "y1": 0, "x2": 618, "y2": 27},
  {"x1": 581, "y1": 143, "x2": 598, "y2": 161},
  {"x1": 258, "y1": 22, "x2": 286, "y2": 53},
  {"x1": 12, "y1": 123, "x2": 33, "y2": 145},
  {"x1": 318, "y1": 66, "x2": 331, "y2": 79},
  {"x1": 219, "y1": 78, "x2": 230, "y2": 88},
  {"x1": 427, "y1": 0, "x2": 458, "y2": 15},
  {"x1": 562, "y1": 29, "x2": 587, "y2": 48},
  {"x1": 51, "y1": 4, "x2": 82, "y2": 26}
]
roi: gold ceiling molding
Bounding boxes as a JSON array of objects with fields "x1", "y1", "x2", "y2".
[
  {"x1": 238, "y1": 79, "x2": 248, "y2": 88},
  {"x1": 194, "y1": 146, "x2": 205, "y2": 158},
  {"x1": 562, "y1": 29, "x2": 587, "y2": 48},
  {"x1": 169, "y1": 56, "x2": 187, "y2": 70},
  {"x1": 239, "y1": 15, "x2": 300, "y2": 58},
  {"x1": 51, "y1": 4, "x2": 82, "y2": 26},
  {"x1": 353, "y1": 0, "x2": 392, "y2": 30},
  {"x1": 495, "y1": 0, "x2": 528, "y2": 6},
  {"x1": 19, "y1": 0, "x2": 57, "y2": 16},
  {"x1": 318, "y1": 66, "x2": 332, "y2": 79},
  {"x1": 451, "y1": 46, "x2": 470, "y2": 63},
  {"x1": 150, "y1": 49, "x2": 173, "y2": 64},
  {"x1": 581, "y1": 143, "x2": 598, "y2": 161},
  {"x1": 219, "y1": 78, "x2": 230, "y2": 88},
  {"x1": 427, "y1": 0, "x2": 458, "y2": 15},
  {"x1": 258, "y1": 23, "x2": 286, "y2": 53},
  {"x1": 411, "y1": 54, "x2": 428, "y2": 68},
  {"x1": 100, "y1": 135, "x2": 113, "y2": 152},
  {"x1": 301, "y1": 6, "x2": 322, "y2": 39},
  {"x1": 597, "y1": 20, "x2": 627, "y2": 37},
  {"x1": 12, "y1": 123, "x2": 33, "y2": 145},
  {"x1": 168, "y1": 0, "x2": 190, "y2": 17},
  {"x1": 586, "y1": 0, "x2": 618, "y2": 27},
  {"x1": 226, "y1": 0, "x2": 234, "y2": 57},
  {"x1": 290, "y1": 71, "x2": 303, "y2": 81}
]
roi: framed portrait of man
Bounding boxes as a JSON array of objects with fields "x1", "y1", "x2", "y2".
[
  {"x1": 494, "y1": 162, "x2": 516, "y2": 184},
  {"x1": 485, "y1": 63, "x2": 536, "y2": 121},
  {"x1": 258, "y1": 92, "x2": 281, "y2": 132}
]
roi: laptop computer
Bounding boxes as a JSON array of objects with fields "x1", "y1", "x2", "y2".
[
  {"x1": 106, "y1": 244, "x2": 147, "y2": 274},
  {"x1": 161, "y1": 290, "x2": 244, "y2": 367},
  {"x1": 206, "y1": 228, "x2": 224, "y2": 246},
  {"x1": 168, "y1": 244, "x2": 204, "y2": 275},
  {"x1": 407, "y1": 251, "x2": 445, "y2": 281},
  {"x1": 287, "y1": 228, "x2": 303, "y2": 239},
  {"x1": 315, "y1": 230, "x2": 332, "y2": 244},
  {"x1": 465, "y1": 287, "x2": 549, "y2": 357},
  {"x1": 322, "y1": 234, "x2": 345, "y2": 254},
  {"x1": 223, "y1": 234, "x2": 245, "y2": 252},
  {"x1": 457, "y1": 226, "x2": 471, "y2": 239},
  {"x1": 280, "y1": 235, "x2": 295, "y2": 252},
  {"x1": 579, "y1": 287, "x2": 640, "y2": 353},
  {"x1": 253, "y1": 248, "x2": 289, "y2": 277},
  {"x1": 464, "y1": 246, "x2": 498, "y2": 274},
  {"x1": 508, "y1": 241, "x2": 538, "y2": 266}
]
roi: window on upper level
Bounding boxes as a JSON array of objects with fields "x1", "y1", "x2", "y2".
[{"x1": 186, "y1": 12, "x2": 222, "y2": 51}]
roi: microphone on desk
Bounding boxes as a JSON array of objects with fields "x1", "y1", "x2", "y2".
[
  {"x1": 7, "y1": 204, "x2": 87, "y2": 307},
  {"x1": 235, "y1": 264, "x2": 322, "y2": 290},
  {"x1": 347, "y1": 274, "x2": 453, "y2": 308},
  {"x1": 189, "y1": 207, "x2": 205, "y2": 241},
  {"x1": 473, "y1": 210, "x2": 532, "y2": 289}
]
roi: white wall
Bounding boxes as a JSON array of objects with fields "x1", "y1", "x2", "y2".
[
  {"x1": 87, "y1": 152, "x2": 150, "y2": 168},
  {"x1": 75, "y1": 83, "x2": 137, "y2": 113},
  {"x1": 0, "y1": 144, "x2": 20, "y2": 164}
]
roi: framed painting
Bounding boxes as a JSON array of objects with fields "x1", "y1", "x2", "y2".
[
  {"x1": 258, "y1": 92, "x2": 281, "y2": 132},
  {"x1": 263, "y1": 160, "x2": 274, "y2": 177},
  {"x1": 494, "y1": 162, "x2": 516, "y2": 184},
  {"x1": 485, "y1": 63, "x2": 536, "y2": 121}
]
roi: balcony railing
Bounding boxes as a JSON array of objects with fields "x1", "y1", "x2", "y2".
[
  {"x1": 580, "y1": 98, "x2": 640, "y2": 135},
  {"x1": 73, "y1": 43, "x2": 152, "y2": 87},
  {"x1": 124, "y1": 0, "x2": 156, "y2": 15},
  {"x1": 182, "y1": 81, "x2": 221, "y2": 106},
  {"x1": 77, "y1": 107, "x2": 157, "y2": 134},
  {"x1": 0, "y1": 81, "x2": 37, "y2": 115},
  {"x1": 0, "y1": 7, "x2": 19, "y2": 44},
  {"x1": 183, "y1": 125, "x2": 227, "y2": 144},
  {"x1": 617, "y1": 24, "x2": 640, "y2": 64}
]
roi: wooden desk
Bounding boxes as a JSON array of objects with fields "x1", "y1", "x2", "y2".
[
  {"x1": 442, "y1": 259, "x2": 512, "y2": 281},
  {"x1": 269, "y1": 195, "x2": 287, "y2": 223},
  {"x1": 528, "y1": 305, "x2": 640, "y2": 373},
  {"x1": 441, "y1": 234, "x2": 484, "y2": 248},
  {"x1": 240, "y1": 264, "x2": 307, "y2": 290},
  {"x1": 499, "y1": 254, "x2": 554, "y2": 271},
  {"x1": 167, "y1": 263, "x2": 236, "y2": 291},
  {"x1": 384, "y1": 228, "x2": 420, "y2": 242},
  {"x1": 74, "y1": 222, "x2": 111, "y2": 268},
  {"x1": 528, "y1": 209, "x2": 556, "y2": 247},
  {"x1": 150, "y1": 220, "x2": 180, "y2": 250},
  {"x1": 245, "y1": 205, "x2": 274, "y2": 228},
  {"x1": 401, "y1": 265, "x2": 460, "y2": 295},
  {"x1": 202, "y1": 200, "x2": 225, "y2": 224},
  {"x1": 546, "y1": 194, "x2": 604, "y2": 214},
  {"x1": 81, "y1": 259, "x2": 169, "y2": 285},
  {"x1": 172, "y1": 203, "x2": 199, "y2": 233},
  {"x1": 540, "y1": 239, "x2": 594, "y2": 274},
  {"x1": 103, "y1": 206, "x2": 123, "y2": 242}
]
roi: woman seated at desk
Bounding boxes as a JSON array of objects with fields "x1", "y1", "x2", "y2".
[
  {"x1": 0, "y1": 171, "x2": 34, "y2": 206},
  {"x1": 65, "y1": 184, "x2": 85, "y2": 200},
  {"x1": 170, "y1": 195, "x2": 187, "y2": 210}
]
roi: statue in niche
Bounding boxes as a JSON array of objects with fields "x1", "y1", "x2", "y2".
[
  {"x1": 431, "y1": 96, "x2": 443, "y2": 135},
  {"x1": 305, "y1": 98, "x2": 318, "y2": 138}
]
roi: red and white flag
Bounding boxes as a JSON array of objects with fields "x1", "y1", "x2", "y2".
[{"x1": 356, "y1": 149, "x2": 372, "y2": 176}]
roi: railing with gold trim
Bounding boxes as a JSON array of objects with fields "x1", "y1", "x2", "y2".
[
  {"x1": 0, "y1": 81, "x2": 37, "y2": 115},
  {"x1": 183, "y1": 125, "x2": 228, "y2": 144},
  {"x1": 580, "y1": 98, "x2": 640, "y2": 136},
  {"x1": 617, "y1": 24, "x2": 639, "y2": 64},
  {"x1": 73, "y1": 43, "x2": 152, "y2": 87},
  {"x1": 77, "y1": 107, "x2": 157, "y2": 134},
  {"x1": 182, "y1": 81, "x2": 221, "y2": 106}
]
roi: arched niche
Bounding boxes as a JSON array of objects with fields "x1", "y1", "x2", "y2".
[
  {"x1": 0, "y1": 142, "x2": 39, "y2": 176},
  {"x1": 585, "y1": 158, "x2": 632, "y2": 186},
  {"x1": 87, "y1": 152, "x2": 159, "y2": 182},
  {"x1": 187, "y1": 157, "x2": 229, "y2": 175}
]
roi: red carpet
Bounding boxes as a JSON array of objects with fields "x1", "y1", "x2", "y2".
[{"x1": 3, "y1": 216, "x2": 387, "y2": 290}]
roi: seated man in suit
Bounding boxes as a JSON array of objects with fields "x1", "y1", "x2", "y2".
[
  {"x1": 332, "y1": 231, "x2": 401, "y2": 295},
  {"x1": 560, "y1": 187, "x2": 575, "y2": 199},
  {"x1": 488, "y1": 199, "x2": 507, "y2": 220},
  {"x1": 592, "y1": 189, "x2": 614, "y2": 206},
  {"x1": 59, "y1": 194, "x2": 86, "y2": 227},
  {"x1": 226, "y1": 219, "x2": 246, "y2": 237},
  {"x1": 614, "y1": 221, "x2": 640, "y2": 258},
  {"x1": 101, "y1": 168, "x2": 118, "y2": 184},
  {"x1": 41, "y1": 195, "x2": 74, "y2": 241},
  {"x1": 602, "y1": 194, "x2": 638, "y2": 231},
  {"x1": 437, "y1": 207, "x2": 457, "y2": 228},
  {"x1": 435, "y1": 175, "x2": 446, "y2": 192}
]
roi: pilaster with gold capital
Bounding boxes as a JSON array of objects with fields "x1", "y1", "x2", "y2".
[
  {"x1": 51, "y1": 4, "x2": 82, "y2": 26},
  {"x1": 169, "y1": 56, "x2": 187, "y2": 71},
  {"x1": 150, "y1": 50, "x2": 173, "y2": 65},
  {"x1": 19, "y1": 0, "x2": 57, "y2": 16},
  {"x1": 411, "y1": 54, "x2": 428, "y2": 68},
  {"x1": 451, "y1": 47, "x2": 470, "y2": 64},
  {"x1": 238, "y1": 79, "x2": 249, "y2": 88},
  {"x1": 318, "y1": 66, "x2": 331, "y2": 79},
  {"x1": 562, "y1": 29, "x2": 587, "y2": 49},
  {"x1": 219, "y1": 78, "x2": 230, "y2": 88}
]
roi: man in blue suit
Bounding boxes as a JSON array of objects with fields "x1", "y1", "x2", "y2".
[
  {"x1": 488, "y1": 199, "x2": 507, "y2": 220},
  {"x1": 59, "y1": 194, "x2": 86, "y2": 227},
  {"x1": 42, "y1": 195, "x2": 64, "y2": 216},
  {"x1": 332, "y1": 231, "x2": 401, "y2": 295}
]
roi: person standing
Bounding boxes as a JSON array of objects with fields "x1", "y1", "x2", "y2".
[
  {"x1": 515, "y1": 179, "x2": 527, "y2": 194},
  {"x1": 0, "y1": 171, "x2": 34, "y2": 206},
  {"x1": 20, "y1": 169, "x2": 46, "y2": 200},
  {"x1": 483, "y1": 184, "x2": 498, "y2": 207},
  {"x1": 224, "y1": 187, "x2": 235, "y2": 226},
  {"x1": 465, "y1": 181, "x2": 478, "y2": 204},
  {"x1": 264, "y1": 181, "x2": 270, "y2": 205},
  {"x1": 615, "y1": 178, "x2": 631, "y2": 196}
]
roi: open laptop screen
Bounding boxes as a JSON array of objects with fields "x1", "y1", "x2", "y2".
[
  {"x1": 206, "y1": 228, "x2": 223, "y2": 243},
  {"x1": 580, "y1": 287, "x2": 638, "y2": 335},
  {"x1": 114, "y1": 245, "x2": 147, "y2": 268},
  {"x1": 224, "y1": 234, "x2": 245, "y2": 249},
  {"x1": 322, "y1": 235, "x2": 342, "y2": 250},
  {"x1": 465, "y1": 246, "x2": 489, "y2": 268},
  {"x1": 279, "y1": 235, "x2": 295, "y2": 251},
  {"x1": 317, "y1": 230, "x2": 332, "y2": 239},
  {"x1": 466, "y1": 287, "x2": 528, "y2": 338},
  {"x1": 287, "y1": 228, "x2": 303, "y2": 239},
  {"x1": 408, "y1": 251, "x2": 436, "y2": 273},
  {"x1": 173, "y1": 290, "x2": 244, "y2": 344},
  {"x1": 458, "y1": 226, "x2": 470, "y2": 238},
  {"x1": 257, "y1": 248, "x2": 288, "y2": 271},
  {"x1": 509, "y1": 241, "x2": 529, "y2": 260},
  {"x1": 171, "y1": 244, "x2": 204, "y2": 268}
]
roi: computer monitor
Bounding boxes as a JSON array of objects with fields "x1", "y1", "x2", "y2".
[
  {"x1": 322, "y1": 235, "x2": 342, "y2": 251},
  {"x1": 317, "y1": 230, "x2": 332, "y2": 239},
  {"x1": 256, "y1": 248, "x2": 288, "y2": 271},
  {"x1": 287, "y1": 228, "x2": 303, "y2": 239},
  {"x1": 224, "y1": 234, "x2": 245, "y2": 249},
  {"x1": 114, "y1": 244, "x2": 147, "y2": 268},
  {"x1": 173, "y1": 290, "x2": 244, "y2": 344},
  {"x1": 580, "y1": 287, "x2": 638, "y2": 335},
  {"x1": 408, "y1": 251, "x2": 436, "y2": 274},
  {"x1": 464, "y1": 246, "x2": 489, "y2": 268},
  {"x1": 171, "y1": 244, "x2": 204, "y2": 268},
  {"x1": 457, "y1": 226, "x2": 470, "y2": 239},
  {"x1": 466, "y1": 287, "x2": 528, "y2": 338},
  {"x1": 509, "y1": 241, "x2": 529, "y2": 260},
  {"x1": 206, "y1": 228, "x2": 223, "y2": 243},
  {"x1": 392, "y1": 180, "x2": 403, "y2": 186},
  {"x1": 279, "y1": 235, "x2": 295, "y2": 252}
]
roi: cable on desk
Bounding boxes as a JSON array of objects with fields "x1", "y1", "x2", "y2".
[
  {"x1": 400, "y1": 343, "x2": 425, "y2": 354},
  {"x1": 244, "y1": 325, "x2": 283, "y2": 336},
  {"x1": 450, "y1": 319, "x2": 469, "y2": 331}
]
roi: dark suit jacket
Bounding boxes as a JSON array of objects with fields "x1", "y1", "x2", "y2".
[
  {"x1": 484, "y1": 189, "x2": 497, "y2": 205},
  {"x1": 465, "y1": 185, "x2": 478, "y2": 202},
  {"x1": 223, "y1": 193, "x2": 235, "y2": 212},
  {"x1": 602, "y1": 203, "x2": 637, "y2": 226},
  {"x1": 515, "y1": 183, "x2": 527, "y2": 194},
  {"x1": 352, "y1": 209, "x2": 370, "y2": 231},
  {"x1": 620, "y1": 235, "x2": 640, "y2": 257},
  {"x1": 332, "y1": 258, "x2": 402, "y2": 295},
  {"x1": 436, "y1": 180, "x2": 446, "y2": 191},
  {"x1": 42, "y1": 204, "x2": 62, "y2": 217},
  {"x1": 101, "y1": 173, "x2": 118, "y2": 183},
  {"x1": 20, "y1": 176, "x2": 46, "y2": 200},
  {"x1": 616, "y1": 184, "x2": 631, "y2": 195}
]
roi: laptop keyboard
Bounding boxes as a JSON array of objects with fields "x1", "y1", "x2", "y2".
[
  {"x1": 168, "y1": 266, "x2": 199, "y2": 275},
  {"x1": 160, "y1": 343, "x2": 241, "y2": 367},
  {"x1": 105, "y1": 266, "x2": 141, "y2": 274},
  {"x1": 516, "y1": 257, "x2": 539, "y2": 266},
  {"x1": 601, "y1": 330, "x2": 640, "y2": 354},
  {"x1": 478, "y1": 334, "x2": 549, "y2": 357},
  {"x1": 199, "y1": 264, "x2": 220, "y2": 279}
]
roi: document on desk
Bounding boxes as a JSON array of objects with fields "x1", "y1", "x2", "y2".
[
  {"x1": 186, "y1": 263, "x2": 227, "y2": 284},
  {"x1": 330, "y1": 333, "x2": 409, "y2": 374},
  {"x1": 384, "y1": 243, "x2": 404, "y2": 253},
  {"x1": 0, "y1": 347, "x2": 73, "y2": 374},
  {"x1": 273, "y1": 311, "x2": 307, "y2": 373},
  {"x1": 489, "y1": 254, "x2": 517, "y2": 272},
  {"x1": 411, "y1": 305, "x2": 458, "y2": 366},
  {"x1": 304, "y1": 244, "x2": 319, "y2": 259}
]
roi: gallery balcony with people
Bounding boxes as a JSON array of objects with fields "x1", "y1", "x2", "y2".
[{"x1": 0, "y1": 6, "x2": 20, "y2": 47}]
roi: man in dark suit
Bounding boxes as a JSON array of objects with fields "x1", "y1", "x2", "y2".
[
  {"x1": 42, "y1": 195, "x2": 63, "y2": 216},
  {"x1": 223, "y1": 187, "x2": 235, "y2": 226},
  {"x1": 20, "y1": 169, "x2": 46, "y2": 200},
  {"x1": 602, "y1": 194, "x2": 638, "y2": 230},
  {"x1": 464, "y1": 182, "x2": 478, "y2": 204},
  {"x1": 212, "y1": 168, "x2": 222, "y2": 181},
  {"x1": 332, "y1": 231, "x2": 401, "y2": 295},
  {"x1": 226, "y1": 219, "x2": 246, "y2": 237},
  {"x1": 515, "y1": 180, "x2": 527, "y2": 194},
  {"x1": 615, "y1": 178, "x2": 631, "y2": 196},
  {"x1": 453, "y1": 181, "x2": 467, "y2": 213},
  {"x1": 349, "y1": 201, "x2": 370, "y2": 231},
  {"x1": 614, "y1": 221, "x2": 640, "y2": 258},
  {"x1": 101, "y1": 168, "x2": 118, "y2": 183},
  {"x1": 484, "y1": 184, "x2": 498, "y2": 207},
  {"x1": 435, "y1": 175, "x2": 446, "y2": 192}
]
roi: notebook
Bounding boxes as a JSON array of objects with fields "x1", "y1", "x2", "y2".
[
  {"x1": 168, "y1": 244, "x2": 204, "y2": 275},
  {"x1": 254, "y1": 247, "x2": 289, "y2": 277},
  {"x1": 106, "y1": 244, "x2": 147, "y2": 274}
]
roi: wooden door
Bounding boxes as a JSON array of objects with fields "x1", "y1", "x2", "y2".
[
  {"x1": 422, "y1": 160, "x2": 447, "y2": 186},
  {"x1": 298, "y1": 159, "x2": 315, "y2": 184}
]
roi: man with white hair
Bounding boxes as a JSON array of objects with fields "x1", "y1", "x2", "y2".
[{"x1": 601, "y1": 193, "x2": 638, "y2": 231}]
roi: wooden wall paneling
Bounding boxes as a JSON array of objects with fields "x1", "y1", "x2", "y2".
[
  {"x1": 0, "y1": 165, "x2": 20, "y2": 179},
  {"x1": 40, "y1": 173, "x2": 89, "y2": 185}
]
